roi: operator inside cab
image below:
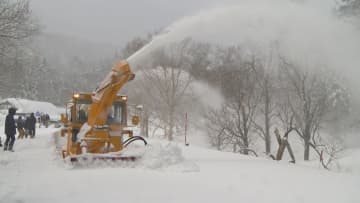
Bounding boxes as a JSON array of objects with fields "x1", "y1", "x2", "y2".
[{"x1": 78, "y1": 105, "x2": 88, "y2": 123}]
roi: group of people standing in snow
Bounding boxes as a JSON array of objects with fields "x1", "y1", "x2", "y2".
[
  {"x1": 16, "y1": 113, "x2": 37, "y2": 139},
  {"x1": 38, "y1": 113, "x2": 50, "y2": 128},
  {"x1": 0, "y1": 107, "x2": 37, "y2": 152}
]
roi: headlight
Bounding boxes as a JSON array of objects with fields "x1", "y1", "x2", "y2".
[
  {"x1": 74, "y1": 93, "x2": 80, "y2": 98},
  {"x1": 121, "y1": 96, "x2": 127, "y2": 101}
]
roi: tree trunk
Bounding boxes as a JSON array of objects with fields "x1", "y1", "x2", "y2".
[
  {"x1": 141, "y1": 111, "x2": 149, "y2": 137},
  {"x1": 168, "y1": 112, "x2": 174, "y2": 141},
  {"x1": 304, "y1": 126, "x2": 311, "y2": 160},
  {"x1": 217, "y1": 135, "x2": 221, "y2": 151},
  {"x1": 241, "y1": 104, "x2": 249, "y2": 155},
  {"x1": 276, "y1": 140, "x2": 287, "y2": 160},
  {"x1": 274, "y1": 128, "x2": 285, "y2": 160},
  {"x1": 274, "y1": 129, "x2": 295, "y2": 163},
  {"x1": 243, "y1": 130, "x2": 249, "y2": 155},
  {"x1": 286, "y1": 142, "x2": 296, "y2": 163},
  {"x1": 168, "y1": 68, "x2": 175, "y2": 141},
  {"x1": 145, "y1": 113, "x2": 149, "y2": 137},
  {"x1": 264, "y1": 85, "x2": 271, "y2": 155}
]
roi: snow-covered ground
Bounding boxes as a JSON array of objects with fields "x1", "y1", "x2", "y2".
[{"x1": 0, "y1": 127, "x2": 359, "y2": 203}]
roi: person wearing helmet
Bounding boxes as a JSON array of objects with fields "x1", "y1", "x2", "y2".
[{"x1": 4, "y1": 107, "x2": 17, "y2": 151}]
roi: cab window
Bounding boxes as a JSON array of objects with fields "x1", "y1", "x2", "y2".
[
  {"x1": 107, "y1": 102, "x2": 125, "y2": 125},
  {"x1": 75, "y1": 100, "x2": 92, "y2": 123}
]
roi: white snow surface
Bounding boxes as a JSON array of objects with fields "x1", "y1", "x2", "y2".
[{"x1": 0, "y1": 127, "x2": 359, "y2": 203}]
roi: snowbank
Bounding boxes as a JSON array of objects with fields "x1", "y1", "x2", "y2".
[
  {"x1": 0, "y1": 127, "x2": 359, "y2": 203},
  {"x1": 135, "y1": 142, "x2": 199, "y2": 172},
  {"x1": 331, "y1": 149, "x2": 360, "y2": 174},
  {"x1": 0, "y1": 98, "x2": 64, "y2": 122}
]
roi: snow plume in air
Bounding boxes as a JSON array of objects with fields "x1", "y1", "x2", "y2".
[{"x1": 127, "y1": 0, "x2": 360, "y2": 89}]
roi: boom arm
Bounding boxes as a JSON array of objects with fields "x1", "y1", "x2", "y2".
[{"x1": 87, "y1": 60, "x2": 134, "y2": 126}]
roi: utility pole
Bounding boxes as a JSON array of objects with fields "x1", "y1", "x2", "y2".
[{"x1": 185, "y1": 112, "x2": 189, "y2": 146}]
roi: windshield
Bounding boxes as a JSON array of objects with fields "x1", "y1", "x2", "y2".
[
  {"x1": 75, "y1": 100, "x2": 92, "y2": 123},
  {"x1": 74, "y1": 100, "x2": 125, "y2": 124},
  {"x1": 107, "y1": 102, "x2": 126, "y2": 125}
]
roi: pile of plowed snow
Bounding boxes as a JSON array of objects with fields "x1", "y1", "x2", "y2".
[
  {"x1": 53, "y1": 133, "x2": 199, "y2": 172},
  {"x1": 129, "y1": 141, "x2": 199, "y2": 172}
]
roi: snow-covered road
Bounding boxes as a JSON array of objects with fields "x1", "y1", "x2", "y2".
[{"x1": 0, "y1": 127, "x2": 359, "y2": 203}]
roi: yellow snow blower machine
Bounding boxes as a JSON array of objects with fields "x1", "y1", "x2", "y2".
[{"x1": 60, "y1": 60, "x2": 147, "y2": 163}]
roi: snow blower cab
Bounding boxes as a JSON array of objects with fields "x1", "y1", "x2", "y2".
[{"x1": 60, "y1": 60, "x2": 147, "y2": 162}]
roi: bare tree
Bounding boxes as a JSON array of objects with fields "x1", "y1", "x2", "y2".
[
  {"x1": 0, "y1": 0, "x2": 39, "y2": 57},
  {"x1": 279, "y1": 58, "x2": 345, "y2": 161},
  {"x1": 204, "y1": 107, "x2": 231, "y2": 150},
  {"x1": 205, "y1": 47, "x2": 261, "y2": 155},
  {"x1": 133, "y1": 40, "x2": 194, "y2": 141},
  {"x1": 249, "y1": 51, "x2": 279, "y2": 155},
  {"x1": 233, "y1": 60, "x2": 261, "y2": 154},
  {"x1": 205, "y1": 99, "x2": 260, "y2": 156},
  {"x1": 0, "y1": 0, "x2": 40, "y2": 99}
]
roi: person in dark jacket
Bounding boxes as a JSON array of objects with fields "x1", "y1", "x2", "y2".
[
  {"x1": 28, "y1": 113, "x2": 37, "y2": 138},
  {"x1": 4, "y1": 107, "x2": 17, "y2": 151},
  {"x1": 24, "y1": 116, "x2": 30, "y2": 138},
  {"x1": 17, "y1": 116, "x2": 25, "y2": 139},
  {"x1": 44, "y1": 114, "x2": 50, "y2": 128}
]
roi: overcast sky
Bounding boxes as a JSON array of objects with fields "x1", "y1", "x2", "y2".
[{"x1": 30, "y1": 0, "x2": 237, "y2": 46}]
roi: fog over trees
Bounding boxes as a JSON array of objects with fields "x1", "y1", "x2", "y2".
[{"x1": 1, "y1": 0, "x2": 360, "y2": 168}]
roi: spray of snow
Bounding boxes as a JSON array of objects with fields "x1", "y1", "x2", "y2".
[
  {"x1": 192, "y1": 81, "x2": 223, "y2": 109},
  {"x1": 127, "y1": 0, "x2": 360, "y2": 90}
]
